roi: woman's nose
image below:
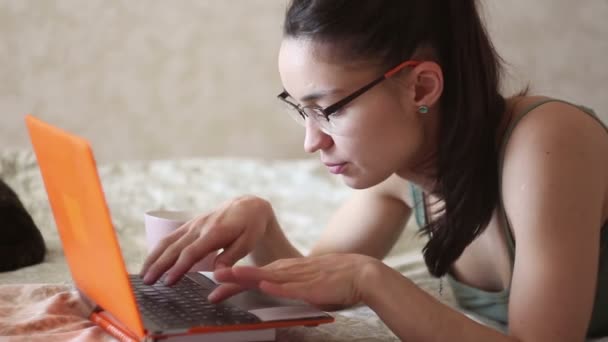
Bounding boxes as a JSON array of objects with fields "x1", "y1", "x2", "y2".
[{"x1": 303, "y1": 119, "x2": 334, "y2": 153}]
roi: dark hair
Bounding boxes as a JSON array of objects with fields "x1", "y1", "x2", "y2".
[{"x1": 284, "y1": 0, "x2": 506, "y2": 277}]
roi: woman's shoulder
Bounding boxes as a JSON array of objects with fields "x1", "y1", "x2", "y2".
[
  {"x1": 504, "y1": 95, "x2": 599, "y2": 127},
  {"x1": 499, "y1": 95, "x2": 608, "y2": 205},
  {"x1": 500, "y1": 95, "x2": 607, "y2": 156}
]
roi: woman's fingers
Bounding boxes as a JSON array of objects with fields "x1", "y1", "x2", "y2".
[
  {"x1": 258, "y1": 280, "x2": 309, "y2": 300},
  {"x1": 211, "y1": 255, "x2": 370, "y2": 308},
  {"x1": 146, "y1": 221, "x2": 237, "y2": 285},
  {"x1": 163, "y1": 244, "x2": 215, "y2": 286},
  {"x1": 140, "y1": 196, "x2": 274, "y2": 286},
  {"x1": 142, "y1": 230, "x2": 199, "y2": 284},
  {"x1": 206, "y1": 278, "x2": 310, "y2": 304},
  {"x1": 208, "y1": 269, "x2": 307, "y2": 303},
  {"x1": 213, "y1": 267, "x2": 266, "y2": 287},
  {"x1": 214, "y1": 261, "x2": 312, "y2": 286},
  {"x1": 162, "y1": 226, "x2": 233, "y2": 285},
  {"x1": 139, "y1": 227, "x2": 188, "y2": 276},
  {"x1": 160, "y1": 227, "x2": 258, "y2": 285},
  {"x1": 213, "y1": 233, "x2": 256, "y2": 269},
  {"x1": 215, "y1": 265, "x2": 287, "y2": 284}
]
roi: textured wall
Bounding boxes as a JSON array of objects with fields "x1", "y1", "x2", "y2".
[{"x1": 1, "y1": 0, "x2": 607, "y2": 163}]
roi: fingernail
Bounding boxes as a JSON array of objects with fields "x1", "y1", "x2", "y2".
[
  {"x1": 142, "y1": 273, "x2": 153, "y2": 284},
  {"x1": 163, "y1": 274, "x2": 174, "y2": 286},
  {"x1": 208, "y1": 291, "x2": 218, "y2": 303}
]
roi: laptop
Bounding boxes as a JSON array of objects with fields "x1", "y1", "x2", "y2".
[{"x1": 25, "y1": 115, "x2": 334, "y2": 341}]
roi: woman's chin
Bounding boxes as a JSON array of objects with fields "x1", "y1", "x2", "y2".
[
  {"x1": 340, "y1": 167, "x2": 396, "y2": 189},
  {"x1": 340, "y1": 174, "x2": 377, "y2": 190}
]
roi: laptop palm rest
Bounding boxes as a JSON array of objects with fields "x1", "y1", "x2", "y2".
[{"x1": 189, "y1": 272, "x2": 330, "y2": 322}]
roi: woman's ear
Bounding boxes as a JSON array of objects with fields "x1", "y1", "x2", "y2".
[{"x1": 411, "y1": 61, "x2": 443, "y2": 109}]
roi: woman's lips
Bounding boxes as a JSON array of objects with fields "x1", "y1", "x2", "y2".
[{"x1": 325, "y1": 162, "x2": 347, "y2": 174}]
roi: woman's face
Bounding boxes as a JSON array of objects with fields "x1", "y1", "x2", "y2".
[{"x1": 278, "y1": 38, "x2": 429, "y2": 189}]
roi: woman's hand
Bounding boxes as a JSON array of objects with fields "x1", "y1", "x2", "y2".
[
  {"x1": 140, "y1": 195, "x2": 275, "y2": 285},
  {"x1": 208, "y1": 253, "x2": 378, "y2": 309}
]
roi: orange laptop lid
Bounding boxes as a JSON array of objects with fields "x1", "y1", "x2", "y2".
[{"x1": 25, "y1": 115, "x2": 145, "y2": 338}]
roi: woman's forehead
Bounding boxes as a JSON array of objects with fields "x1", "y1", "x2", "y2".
[
  {"x1": 278, "y1": 39, "x2": 379, "y2": 99},
  {"x1": 279, "y1": 38, "x2": 375, "y2": 71},
  {"x1": 278, "y1": 39, "x2": 341, "y2": 73}
]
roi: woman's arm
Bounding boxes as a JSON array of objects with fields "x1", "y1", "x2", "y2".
[
  {"x1": 308, "y1": 173, "x2": 412, "y2": 259},
  {"x1": 250, "y1": 173, "x2": 412, "y2": 266},
  {"x1": 499, "y1": 102, "x2": 607, "y2": 341},
  {"x1": 361, "y1": 260, "x2": 516, "y2": 341}
]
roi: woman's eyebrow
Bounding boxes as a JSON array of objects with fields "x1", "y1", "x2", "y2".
[{"x1": 298, "y1": 88, "x2": 344, "y2": 103}]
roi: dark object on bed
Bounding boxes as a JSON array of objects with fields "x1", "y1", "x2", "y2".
[{"x1": 0, "y1": 178, "x2": 46, "y2": 272}]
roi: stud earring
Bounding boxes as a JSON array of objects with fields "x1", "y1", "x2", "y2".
[{"x1": 417, "y1": 105, "x2": 429, "y2": 114}]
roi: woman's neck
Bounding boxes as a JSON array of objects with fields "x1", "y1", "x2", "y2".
[{"x1": 396, "y1": 101, "x2": 441, "y2": 194}]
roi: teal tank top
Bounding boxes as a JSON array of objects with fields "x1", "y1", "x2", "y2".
[{"x1": 410, "y1": 99, "x2": 608, "y2": 337}]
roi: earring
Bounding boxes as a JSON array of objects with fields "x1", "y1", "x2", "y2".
[{"x1": 417, "y1": 105, "x2": 429, "y2": 114}]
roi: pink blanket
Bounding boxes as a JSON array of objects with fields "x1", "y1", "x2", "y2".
[{"x1": 0, "y1": 284, "x2": 115, "y2": 342}]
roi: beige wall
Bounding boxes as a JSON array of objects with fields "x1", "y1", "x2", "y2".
[{"x1": 1, "y1": 0, "x2": 607, "y2": 163}]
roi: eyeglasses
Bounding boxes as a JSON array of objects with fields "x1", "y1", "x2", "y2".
[{"x1": 277, "y1": 60, "x2": 421, "y2": 135}]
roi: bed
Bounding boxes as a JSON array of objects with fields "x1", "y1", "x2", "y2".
[{"x1": 0, "y1": 148, "x2": 605, "y2": 341}]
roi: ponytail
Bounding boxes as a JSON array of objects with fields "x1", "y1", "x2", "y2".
[{"x1": 421, "y1": 0, "x2": 505, "y2": 276}]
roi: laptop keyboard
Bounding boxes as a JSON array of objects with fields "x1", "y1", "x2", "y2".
[{"x1": 129, "y1": 274, "x2": 261, "y2": 329}]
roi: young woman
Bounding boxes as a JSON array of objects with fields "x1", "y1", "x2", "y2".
[{"x1": 140, "y1": 0, "x2": 608, "y2": 340}]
